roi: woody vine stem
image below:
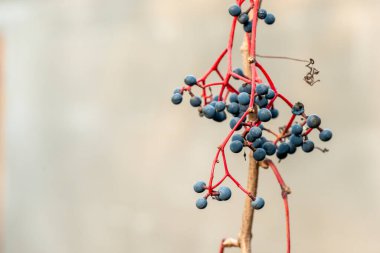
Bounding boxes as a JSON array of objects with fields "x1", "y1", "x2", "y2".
[{"x1": 171, "y1": 0, "x2": 332, "y2": 252}]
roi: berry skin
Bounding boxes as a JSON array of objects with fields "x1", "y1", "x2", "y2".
[
  {"x1": 193, "y1": 181, "x2": 206, "y2": 193},
  {"x1": 228, "y1": 5, "x2": 241, "y2": 17},
  {"x1": 190, "y1": 96, "x2": 202, "y2": 107},
  {"x1": 213, "y1": 111, "x2": 227, "y2": 122},
  {"x1": 232, "y1": 68, "x2": 244, "y2": 79},
  {"x1": 173, "y1": 88, "x2": 182, "y2": 94},
  {"x1": 251, "y1": 197, "x2": 265, "y2": 210},
  {"x1": 307, "y1": 114, "x2": 321, "y2": 129},
  {"x1": 230, "y1": 117, "x2": 243, "y2": 130},
  {"x1": 238, "y1": 13, "x2": 249, "y2": 24},
  {"x1": 292, "y1": 102, "x2": 305, "y2": 115},
  {"x1": 196, "y1": 198, "x2": 208, "y2": 209},
  {"x1": 319, "y1": 129, "x2": 333, "y2": 142},
  {"x1": 255, "y1": 96, "x2": 268, "y2": 108},
  {"x1": 278, "y1": 142, "x2": 290, "y2": 154},
  {"x1": 264, "y1": 13, "x2": 276, "y2": 25},
  {"x1": 227, "y1": 102, "x2": 239, "y2": 115},
  {"x1": 256, "y1": 84, "x2": 269, "y2": 96},
  {"x1": 291, "y1": 124, "x2": 303, "y2": 135},
  {"x1": 288, "y1": 142, "x2": 297, "y2": 154},
  {"x1": 232, "y1": 134, "x2": 245, "y2": 143},
  {"x1": 253, "y1": 148, "x2": 266, "y2": 161},
  {"x1": 276, "y1": 151, "x2": 288, "y2": 160},
  {"x1": 252, "y1": 137, "x2": 265, "y2": 148},
  {"x1": 218, "y1": 186, "x2": 232, "y2": 201},
  {"x1": 258, "y1": 108, "x2": 272, "y2": 122},
  {"x1": 258, "y1": 9, "x2": 267, "y2": 19},
  {"x1": 202, "y1": 105, "x2": 216, "y2": 119},
  {"x1": 239, "y1": 84, "x2": 252, "y2": 94},
  {"x1": 172, "y1": 93, "x2": 183, "y2": 105},
  {"x1": 270, "y1": 108, "x2": 279, "y2": 119},
  {"x1": 215, "y1": 101, "x2": 226, "y2": 112},
  {"x1": 238, "y1": 92, "x2": 250, "y2": 105},
  {"x1": 243, "y1": 21, "x2": 252, "y2": 33},
  {"x1": 266, "y1": 89, "x2": 275, "y2": 99},
  {"x1": 246, "y1": 133, "x2": 255, "y2": 142},
  {"x1": 262, "y1": 142, "x2": 277, "y2": 156},
  {"x1": 302, "y1": 140, "x2": 315, "y2": 153},
  {"x1": 184, "y1": 75, "x2": 197, "y2": 86},
  {"x1": 230, "y1": 140, "x2": 244, "y2": 153},
  {"x1": 289, "y1": 134, "x2": 303, "y2": 147},
  {"x1": 229, "y1": 93, "x2": 239, "y2": 103},
  {"x1": 249, "y1": 127, "x2": 262, "y2": 139}
]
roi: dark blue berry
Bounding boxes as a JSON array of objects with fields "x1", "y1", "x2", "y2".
[
  {"x1": 184, "y1": 75, "x2": 197, "y2": 86},
  {"x1": 256, "y1": 84, "x2": 269, "y2": 96},
  {"x1": 196, "y1": 198, "x2": 208, "y2": 209},
  {"x1": 239, "y1": 84, "x2": 252, "y2": 94},
  {"x1": 215, "y1": 101, "x2": 226, "y2": 112},
  {"x1": 264, "y1": 13, "x2": 275, "y2": 25},
  {"x1": 278, "y1": 142, "x2": 290, "y2": 154},
  {"x1": 230, "y1": 117, "x2": 243, "y2": 131},
  {"x1": 289, "y1": 134, "x2": 303, "y2": 147},
  {"x1": 190, "y1": 96, "x2": 202, "y2": 107},
  {"x1": 229, "y1": 93, "x2": 239, "y2": 103},
  {"x1": 255, "y1": 96, "x2": 268, "y2": 108},
  {"x1": 291, "y1": 124, "x2": 303, "y2": 135},
  {"x1": 230, "y1": 140, "x2": 244, "y2": 153},
  {"x1": 210, "y1": 101, "x2": 217, "y2": 107},
  {"x1": 276, "y1": 152, "x2": 288, "y2": 160},
  {"x1": 258, "y1": 124, "x2": 264, "y2": 130},
  {"x1": 213, "y1": 111, "x2": 227, "y2": 122},
  {"x1": 193, "y1": 181, "x2": 206, "y2": 193},
  {"x1": 203, "y1": 105, "x2": 216, "y2": 119},
  {"x1": 262, "y1": 142, "x2": 277, "y2": 156},
  {"x1": 238, "y1": 92, "x2": 250, "y2": 105},
  {"x1": 213, "y1": 95, "x2": 219, "y2": 101},
  {"x1": 232, "y1": 134, "x2": 245, "y2": 143},
  {"x1": 246, "y1": 133, "x2": 255, "y2": 142},
  {"x1": 249, "y1": 127, "x2": 262, "y2": 139},
  {"x1": 307, "y1": 114, "x2": 321, "y2": 129},
  {"x1": 251, "y1": 197, "x2": 265, "y2": 209},
  {"x1": 258, "y1": 108, "x2": 272, "y2": 122},
  {"x1": 302, "y1": 140, "x2": 315, "y2": 153},
  {"x1": 258, "y1": 9, "x2": 267, "y2": 19},
  {"x1": 266, "y1": 89, "x2": 275, "y2": 99},
  {"x1": 253, "y1": 148, "x2": 266, "y2": 161},
  {"x1": 292, "y1": 102, "x2": 304, "y2": 115},
  {"x1": 171, "y1": 93, "x2": 183, "y2": 105},
  {"x1": 319, "y1": 129, "x2": 333, "y2": 142},
  {"x1": 238, "y1": 13, "x2": 249, "y2": 24},
  {"x1": 233, "y1": 68, "x2": 244, "y2": 79},
  {"x1": 288, "y1": 142, "x2": 297, "y2": 154},
  {"x1": 228, "y1": 5, "x2": 241, "y2": 16},
  {"x1": 218, "y1": 186, "x2": 232, "y2": 201},
  {"x1": 173, "y1": 88, "x2": 182, "y2": 94},
  {"x1": 270, "y1": 108, "x2": 279, "y2": 118},
  {"x1": 252, "y1": 137, "x2": 265, "y2": 148},
  {"x1": 243, "y1": 21, "x2": 252, "y2": 33},
  {"x1": 227, "y1": 102, "x2": 239, "y2": 115}
]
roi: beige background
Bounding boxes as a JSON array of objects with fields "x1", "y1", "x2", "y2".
[{"x1": 1, "y1": 0, "x2": 380, "y2": 252}]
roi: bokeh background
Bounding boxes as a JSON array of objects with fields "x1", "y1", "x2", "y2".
[{"x1": 1, "y1": 0, "x2": 380, "y2": 252}]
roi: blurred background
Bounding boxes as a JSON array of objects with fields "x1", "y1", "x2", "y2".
[{"x1": 1, "y1": 0, "x2": 380, "y2": 252}]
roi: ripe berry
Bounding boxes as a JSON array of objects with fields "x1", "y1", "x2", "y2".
[
  {"x1": 218, "y1": 186, "x2": 232, "y2": 201},
  {"x1": 249, "y1": 127, "x2": 262, "y2": 139},
  {"x1": 278, "y1": 142, "x2": 290, "y2": 154},
  {"x1": 252, "y1": 137, "x2": 265, "y2": 148},
  {"x1": 229, "y1": 93, "x2": 239, "y2": 103},
  {"x1": 232, "y1": 134, "x2": 245, "y2": 143},
  {"x1": 172, "y1": 93, "x2": 183, "y2": 105},
  {"x1": 213, "y1": 95, "x2": 220, "y2": 101},
  {"x1": 228, "y1": 5, "x2": 241, "y2": 17},
  {"x1": 292, "y1": 102, "x2": 305, "y2": 115},
  {"x1": 213, "y1": 111, "x2": 227, "y2": 122},
  {"x1": 238, "y1": 92, "x2": 250, "y2": 105},
  {"x1": 255, "y1": 96, "x2": 268, "y2": 108},
  {"x1": 239, "y1": 84, "x2": 252, "y2": 94},
  {"x1": 232, "y1": 68, "x2": 244, "y2": 79},
  {"x1": 266, "y1": 89, "x2": 275, "y2": 99},
  {"x1": 258, "y1": 9, "x2": 267, "y2": 20},
  {"x1": 230, "y1": 117, "x2": 243, "y2": 130},
  {"x1": 215, "y1": 101, "x2": 226, "y2": 112},
  {"x1": 307, "y1": 114, "x2": 321, "y2": 129},
  {"x1": 243, "y1": 21, "x2": 252, "y2": 33},
  {"x1": 291, "y1": 124, "x2": 303, "y2": 135},
  {"x1": 196, "y1": 198, "x2": 208, "y2": 209},
  {"x1": 262, "y1": 142, "x2": 277, "y2": 156},
  {"x1": 256, "y1": 84, "x2": 269, "y2": 96},
  {"x1": 302, "y1": 140, "x2": 315, "y2": 153},
  {"x1": 270, "y1": 108, "x2": 279, "y2": 119},
  {"x1": 173, "y1": 88, "x2": 182, "y2": 94},
  {"x1": 264, "y1": 13, "x2": 276, "y2": 25},
  {"x1": 258, "y1": 108, "x2": 272, "y2": 122},
  {"x1": 238, "y1": 13, "x2": 249, "y2": 24},
  {"x1": 289, "y1": 134, "x2": 303, "y2": 147},
  {"x1": 193, "y1": 181, "x2": 206, "y2": 193},
  {"x1": 190, "y1": 96, "x2": 202, "y2": 107},
  {"x1": 319, "y1": 129, "x2": 333, "y2": 142},
  {"x1": 246, "y1": 133, "x2": 255, "y2": 142},
  {"x1": 251, "y1": 197, "x2": 265, "y2": 210},
  {"x1": 203, "y1": 105, "x2": 216, "y2": 119},
  {"x1": 184, "y1": 75, "x2": 197, "y2": 86},
  {"x1": 253, "y1": 148, "x2": 266, "y2": 161},
  {"x1": 288, "y1": 142, "x2": 297, "y2": 154},
  {"x1": 230, "y1": 140, "x2": 244, "y2": 153},
  {"x1": 227, "y1": 102, "x2": 239, "y2": 115},
  {"x1": 276, "y1": 152, "x2": 288, "y2": 160}
]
